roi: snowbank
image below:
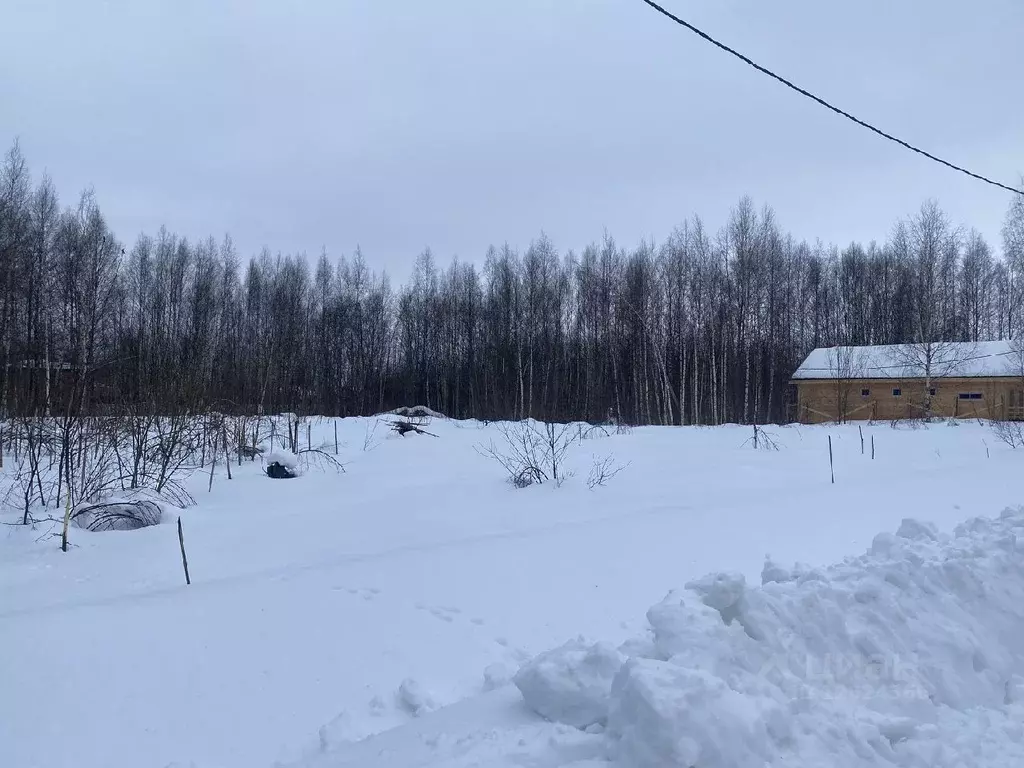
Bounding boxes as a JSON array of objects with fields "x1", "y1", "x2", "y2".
[{"x1": 518, "y1": 507, "x2": 1024, "y2": 767}]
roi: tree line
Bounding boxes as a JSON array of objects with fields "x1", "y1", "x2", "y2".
[{"x1": 2, "y1": 140, "x2": 1022, "y2": 425}]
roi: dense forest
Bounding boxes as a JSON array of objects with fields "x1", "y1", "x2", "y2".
[{"x1": 2, "y1": 140, "x2": 1022, "y2": 425}]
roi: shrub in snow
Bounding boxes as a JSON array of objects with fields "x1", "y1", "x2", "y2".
[
  {"x1": 513, "y1": 638, "x2": 625, "y2": 728},
  {"x1": 71, "y1": 500, "x2": 163, "y2": 532},
  {"x1": 992, "y1": 419, "x2": 1024, "y2": 449},
  {"x1": 515, "y1": 506, "x2": 1024, "y2": 766},
  {"x1": 476, "y1": 420, "x2": 575, "y2": 488},
  {"x1": 586, "y1": 454, "x2": 629, "y2": 489}
]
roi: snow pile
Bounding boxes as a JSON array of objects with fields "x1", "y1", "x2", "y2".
[
  {"x1": 263, "y1": 450, "x2": 300, "y2": 469},
  {"x1": 516, "y1": 507, "x2": 1024, "y2": 767},
  {"x1": 513, "y1": 638, "x2": 624, "y2": 729},
  {"x1": 390, "y1": 405, "x2": 446, "y2": 419}
]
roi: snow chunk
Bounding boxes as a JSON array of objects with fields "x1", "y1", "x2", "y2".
[
  {"x1": 896, "y1": 517, "x2": 939, "y2": 541},
  {"x1": 513, "y1": 638, "x2": 625, "y2": 728},
  {"x1": 761, "y1": 555, "x2": 792, "y2": 585},
  {"x1": 870, "y1": 531, "x2": 901, "y2": 557},
  {"x1": 483, "y1": 662, "x2": 512, "y2": 692},
  {"x1": 607, "y1": 659, "x2": 778, "y2": 768},
  {"x1": 397, "y1": 678, "x2": 438, "y2": 717}
]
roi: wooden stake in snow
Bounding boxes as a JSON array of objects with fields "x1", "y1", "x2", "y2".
[
  {"x1": 334, "y1": 421, "x2": 339, "y2": 455},
  {"x1": 61, "y1": 492, "x2": 72, "y2": 553},
  {"x1": 307, "y1": 423, "x2": 312, "y2": 452},
  {"x1": 177, "y1": 516, "x2": 191, "y2": 586},
  {"x1": 871, "y1": 434, "x2": 875, "y2": 460},
  {"x1": 208, "y1": 436, "x2": 217, "y2": 493},
  {"x1": 828, "y1": 435, "x2": 835, "y2": 484},
  {"x1": 221, "y1": 426, "x2": 232, "y2": 481},
  {"x1": 859, "y1": 425, "x2": 864, "y2": 455}
]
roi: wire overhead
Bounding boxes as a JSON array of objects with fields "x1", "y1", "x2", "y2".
[{"x1": 637, "y1": 0, "x2": 1023, "y2": 196}]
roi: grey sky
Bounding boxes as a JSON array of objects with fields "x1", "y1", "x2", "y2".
[{"x1": 2, "y1": 0, "x2": 1022, "y2": 276}]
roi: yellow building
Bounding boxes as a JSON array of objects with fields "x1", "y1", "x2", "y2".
[{"x1": 790, "y1": 341, "x2": 1024, "y2": 423}]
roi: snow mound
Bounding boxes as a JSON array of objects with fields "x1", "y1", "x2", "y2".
[
  {"x1": 519, "y1": 508, "x2": 1024, "y2": 767},
  {"x1": 390, "y1": 405, "x2": 446, "y2": 419},
  {"x1": 514, "y1": 638, "x2": 625, "y2": 728},
  {"x1": 263, "y1": 450, "x2": 299, "y2": 469}
]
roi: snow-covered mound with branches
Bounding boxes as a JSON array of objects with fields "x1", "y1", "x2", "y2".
[{"x1": 513, "y1": 508, "x2": 1024, "y2": 767}]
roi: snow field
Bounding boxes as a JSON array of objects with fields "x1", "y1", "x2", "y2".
[{"x1": 1, "y1": 416, "x2": 1022, "y2": 768}]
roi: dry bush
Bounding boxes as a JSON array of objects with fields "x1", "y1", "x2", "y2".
[
  {"x1": 476, "y1": 420, "x2": 575, "y2": 488},
  {"x1": 992, "y1": 420, "x2": 1024, "y2": 449},
  {"x1": 742, "y1": 424, "x2": 781, "y2": 451},
  {"x1": 576, "y1": 423, "x2": 610, "y2": 442},
  {"x1": 72, "y1": 499, "x2": 162, "y2": 532},
  {"x1": 586, "y1": 454, "x2": 629, "y2": 489}
]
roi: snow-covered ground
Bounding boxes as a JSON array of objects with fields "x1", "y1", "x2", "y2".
[{"x1": 1, "y1": 417, "x2": 1021, "y2": 768}]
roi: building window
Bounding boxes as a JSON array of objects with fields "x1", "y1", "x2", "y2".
[
  {"x1": 892, "y1": 388, "x2": 902, "y2": 397},
  {"x1": 861, "y1": 388, "x2": 870, "y2": 397},
  {"x1": 958, "y1": 392, "x2": 983, "y2": 400},
  {"x1": 929, "y1": 387, "x2": 936, "y2": 396}
]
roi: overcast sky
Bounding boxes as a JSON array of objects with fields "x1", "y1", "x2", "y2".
[{"x1": 2, "y1": 0, "x2": 1022, "y2": 276}]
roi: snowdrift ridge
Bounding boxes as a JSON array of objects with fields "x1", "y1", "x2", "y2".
[{"x1": 516, "y1": 507, "x2": 1024, "y2": 766}]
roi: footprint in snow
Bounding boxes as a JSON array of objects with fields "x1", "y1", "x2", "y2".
[
  {"x1": 415, "y1": 604, "x2": 465, "y2": 624},
  {"x1": 331, "y1": 586, "x2": 379, "y2": 601}
]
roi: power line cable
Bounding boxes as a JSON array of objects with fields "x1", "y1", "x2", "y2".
[{"x1": 637, "y1": 0, "x2": 1023, "y2": 196}]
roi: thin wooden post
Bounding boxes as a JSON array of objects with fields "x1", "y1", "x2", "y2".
[
  {"x1": 871, "y1": 434, "x2": 875, "y2": 460},
  {"x1": 334, "y1": 421, "x2": 339, "y2": 455},
  {"x1": 828, "y1": 435, "x2": 835, "y2": 484},
  {"x1": 208, "y1": 437, "x2": 217, "y2": 493},
  {"x1": 61, "y1": 492, "x2": 72, "y2": 552},
  {"x1": 307, "y1": 423, "x2": 312, "y2": 451},
  {"x1": 177, "y1": 516, "x2": 191, "y2": 586},
  {"x1": 859, "y1": 425, "x2": 864, "y2": 455},
  {"x1": 221, "y1": 426, "x2": 232, "y2": 480}
]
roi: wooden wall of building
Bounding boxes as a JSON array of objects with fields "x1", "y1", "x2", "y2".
[{"x1": 794, "y1": 377, "x2": 1024, "y2": 423}]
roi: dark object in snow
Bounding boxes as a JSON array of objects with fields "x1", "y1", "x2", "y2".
[
  {"x1": 266, "y1": 461, "x2": 297, "y2": 479},
  {"x1": 390, "y1": 419, "x2": 439, "y2": 438},
  {"x1": 73, "y1": 500, "x2": 163, "y2": 532}
]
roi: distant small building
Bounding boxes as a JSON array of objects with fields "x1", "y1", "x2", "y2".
[{"x1": 790, "y1": 341, "x2": 1024, "y2": 423}]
